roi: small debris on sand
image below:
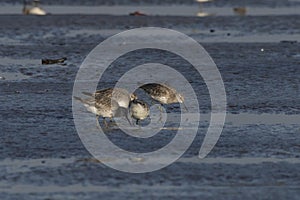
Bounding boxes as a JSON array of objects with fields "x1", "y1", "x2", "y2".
[
  {"x1": 280, "y1": 40, "x2": 298, "y2": 44},
  {"x1": 129, "y1": 11, "x2": 147, "y2": 16},
  {"x1": 42, "y1": 57, "x2": 67, "y2": 65}
]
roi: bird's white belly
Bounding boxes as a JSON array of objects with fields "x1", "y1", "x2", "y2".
[
  {"x1": 86, "y1": 105, "x2": 98, "y2": 115},
  {"x1": 155, "y1": 96, "x2": 168, "y2": 104},
  {"x1": 131, "y1": 105, "x2": 148, "y2": 120}
]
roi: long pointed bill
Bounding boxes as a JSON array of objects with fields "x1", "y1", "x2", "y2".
[
  {"x1": 182, "y1": 102, "x2": 189, "y2": 112},
  {"x1": 125, "y1": 109, "x2": 133, "y2": 126},
  {"x1": 114, "y1": 107, "x2": 133, "y2": 126}
]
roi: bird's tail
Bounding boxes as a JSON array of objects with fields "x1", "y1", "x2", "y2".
[
  {"x1": 73, "y1": 96, "x2": 84, "y2": 103},
  {"x1": 73, "y1": 96, "x2": 82, "y2": 101},
  {"x1": 73, "y1": 96, "x2": 96, "y2": 109},
  {"x1": 73, "y1": 96, "x2": 91, "y2": 105},
  {"x1": 82, "y1": 92, "x2": 95, "y2": 97}
]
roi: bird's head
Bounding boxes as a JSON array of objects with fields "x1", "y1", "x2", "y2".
[{"x1": 130, "y1": 93, "x2": 138, "y2": 101}]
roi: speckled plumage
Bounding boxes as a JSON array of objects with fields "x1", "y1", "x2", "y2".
[
  {"x1": 82, "y1": 87, "x2": 137, "y2": 109},
  {"x1": 140, "y1": 83, "x2": 184, "y2": 104},
  {"x1": 74, "y1": 95, "x2": 119, "y2": 118},
  {"x1": 74, "y1": 87, "x2": 136, "y2": 126}
]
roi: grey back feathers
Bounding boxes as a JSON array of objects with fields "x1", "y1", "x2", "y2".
[
  {"x1": 82, "y1": 87, "x2": 136, "y2": 109},
  {"x1": 74, "y1": 87, "x2": 135, "y2": 119},
  {"x1": 73, "y1": 95, "x2": 119, "y2": 118},
  {"x1": 140, "y1": 83, "x2": 184, "y2": 104}
]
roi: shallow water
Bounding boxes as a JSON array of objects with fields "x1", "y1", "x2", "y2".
[{"x1": 0, "y1": 6, "x2": 300, "y2": 200}]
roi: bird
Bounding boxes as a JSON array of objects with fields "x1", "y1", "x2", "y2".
[
  {"x1": 140, "y1": 83, "x2": 186, "y2": 108},
  {"x1": 23, "y1": 0, "x2": 46, "y2": 15},
  {"x1": 129, "y1": 99, "x2": 150, "y2": 125},
  {"x1": 73, "y1": 95, "x2": 119, "y2": 127},
  {"x1": 74, "y1": 88, "x2": 136, "y2": 127},
  {"x1": 82, "y1": 87, "x2": 137, "y2": 109}
]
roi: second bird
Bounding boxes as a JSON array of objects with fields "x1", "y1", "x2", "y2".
[
  {"x1": 140, "y1": 83, "x2": 185, "y2": 105},
  {"x1": 129, "y1": 99, "x2": 150, "y2": 125}
]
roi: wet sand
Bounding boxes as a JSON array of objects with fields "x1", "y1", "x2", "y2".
[
  {"x1": 0, "y1": 11, "x2": 300, "y2": 200},
  {"x1": 1, "y1": 5, "x2": 300, "y2": 16}
]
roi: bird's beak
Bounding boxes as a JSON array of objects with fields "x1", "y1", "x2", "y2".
[
  {"x1": 125, "y1": 109, "x2": 133, "y2": 126},
  {"x1": 182, "y1": 102, "x2": 189, "y2": 112},
  {"x1": 115, "y1": 107, "x2": 133, "y2": 126}
]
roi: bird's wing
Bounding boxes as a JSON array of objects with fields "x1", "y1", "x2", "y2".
[
  {"x1": 94, "y1": 96, "x2": 119, "y2": 111},
  {"x1": 94, "y1": 88, "x2": 113, "y2": 100},
  {"x1": 143, "y1": 84, "x2": 170, "y2": 96}
]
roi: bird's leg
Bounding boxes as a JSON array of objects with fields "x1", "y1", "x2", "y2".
[
  {"x1": 158, "y1": 104, "x2": 163, "y2": 112},
  {"x1": 158, "y1": 104, "x2": 164, "y2": 123},
  {"x1": 109, "y1": 117, "x2": 117, "y2": 126},
  {"x1": 96, "y1": 115, "x2": 102, "y2": 130},
  {"x1": 125, "y1": 109, "x2": 133, "y2": 127},
  {"x1": 151, "y1": 99, "x2": 155, "y2": 105},
  {"x1": 136, "y1": 119, "x2": 142, "y2": 130},
  {"x1": 182, "y1": 103, "x2": 189, "y2": 112},
  {"x1": 103, "y1": 117, "x2": 109, "y2": 128}
]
